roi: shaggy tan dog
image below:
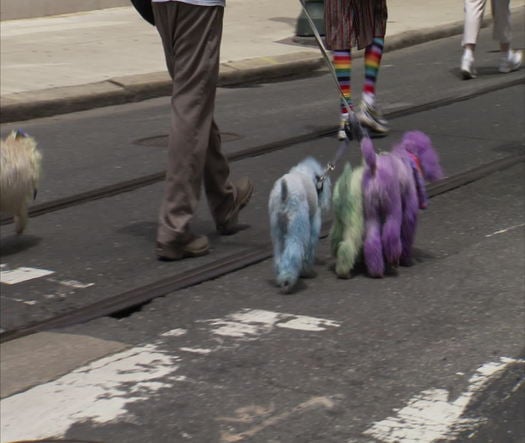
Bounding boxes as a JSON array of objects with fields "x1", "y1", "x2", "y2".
[{"x1": 0, "y1": 130, "x2": 42, "y2": 234}]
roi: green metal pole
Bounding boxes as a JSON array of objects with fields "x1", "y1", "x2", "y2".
[{"x1": 295, "y1": 0, "x2": 325, "y2": 37}]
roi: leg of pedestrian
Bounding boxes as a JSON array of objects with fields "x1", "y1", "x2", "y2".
[
  {"x1": 492, "y1": 0, "x2": 523, "y2": 73},
  {"x1": 333, "y1": 50, "x2": 352, "y2": 140},
  {"x1": 152, "y1": 2, "x2": 252, "y2": 260},
  {"x1": 357, "y1": 36, "x2": 389, "y2": 134},
  {"x1": 461, "y1": 0, "x2": 487, "y2": 79}
]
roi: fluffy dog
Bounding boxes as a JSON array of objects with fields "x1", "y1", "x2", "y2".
[
  {"x1": 268, "y1": 157, "x2": 331, "y2": 293},
  {"x1": 330, "y1": 161, "x2": 365, "y2": 278},
  {"x1": 361, "y1": 131, "x2": 443, "y2": 277},
  {"x1": 331, "y1": 131, "x2": 443, "y2": 278},
  {"x1": 0, "y1": 130, "x2": 42, "y2": 234}
]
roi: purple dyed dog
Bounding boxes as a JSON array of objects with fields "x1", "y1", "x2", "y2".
[{"x1": 361, "y1": 131, "x2": 444, "y2": 277}]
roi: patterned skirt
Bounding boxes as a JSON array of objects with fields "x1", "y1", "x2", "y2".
[{"x1": 324, "y1": 0, "x2": 388, "y2": 50}]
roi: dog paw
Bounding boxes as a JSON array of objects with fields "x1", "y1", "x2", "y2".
[
  {"x1": 279, "y1": 282, "x2": 294, "y2": 294},
  {"x1": 400, "y1": 256, "x2": 413, "y2": 267},
  {"x1": 300, "y1": 268, "x2": 317, "y2": 279},
  {"x1": 336, "y1": 271, "x2": 351, "y2": 280}
]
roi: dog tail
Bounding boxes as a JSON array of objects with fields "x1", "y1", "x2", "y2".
[
  {"x1": 330, "y1": 163, "x2": 351, "y2": 255},
  {"x1": 333, "y1": 168, "x2": 365, "y2": 278},
  {"x1": 361, "y1": 137, "x2": 377, "y2": 175}
]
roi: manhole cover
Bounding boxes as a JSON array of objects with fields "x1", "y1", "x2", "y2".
[{"x1": 135, "y1": 132, "x2": 242, "y2": 147}]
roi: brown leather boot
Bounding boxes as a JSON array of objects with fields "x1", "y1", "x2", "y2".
[
  {"x1": 216, "y1": 177, "x2": 254, "y2": 235},
  {"x1": 156, "y1": 235, "x2": 209, "y2": 261}
]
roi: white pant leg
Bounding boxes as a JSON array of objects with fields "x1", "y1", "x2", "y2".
[
  {"x1": 462, "y1": 0, "x2": 487, "y2": 46},
  {"x1": 491, "y1": 0, "x2": 511, "y2": 44}
]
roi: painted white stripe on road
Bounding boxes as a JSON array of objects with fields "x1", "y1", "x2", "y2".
[
  {"x1": 180, "y1": 347, "x2": 213, "y2": 355},
  {"x1": 277, "y1": 315, "x2": 340, "y2": 331},
  {"x1": 0, "y1": 267, "x2": 54, "y2": 285},
  {"x1": 1, "y1": 309, "x2": 340, "y2": 442},
  {"x1": 204, "y1": 309, "x2": 340, "y2": 339},
  {"x1": 46, "y1": 277, "x2": 95, "y2": 289},
  {"x1": 161, "y1": 328, "x2": 187, "y2": 337},
  {"x1": 0, "y1": 344, "x2": 180, "y2": 443},
  {"x1": 485, "y1": 222, "x2": 525, "y2": 238},
  {"x1": 363, "y1": 357, "x2": 524, "y2": 443}
]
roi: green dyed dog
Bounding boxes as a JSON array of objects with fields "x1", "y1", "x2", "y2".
[{"x1": 330, "y1": 162, "x2": 365, "y2": 278}]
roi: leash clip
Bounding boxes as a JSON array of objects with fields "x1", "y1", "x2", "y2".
[{"x1": 316, "y1": 162, "x2": 335, "y2": 193}]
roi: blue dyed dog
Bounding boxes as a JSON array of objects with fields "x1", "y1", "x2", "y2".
[{"x1": 268, "y1": 157, "x2": 331, "y2": 293}]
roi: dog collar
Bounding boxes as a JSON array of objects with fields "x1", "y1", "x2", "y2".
[
  {"x1": 15, "y1": 129, "x2": 29, "y2": 139},
  {"x1": 408, "y1": 152, "x2": 428, "y2": 209}
]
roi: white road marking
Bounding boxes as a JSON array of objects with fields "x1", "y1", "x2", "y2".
[
  {"x1": 46, "y1": 277, "x2": 95, "y2": 289},
  {"x1": 161, "y1": 328, "x2": 188, "y2": 337},
  {"x1": 0, "y1": 344, "x2": 180, "y2": 443},
  {"x1": 179, "y1": 347, "x2": 213, "y2": 355},
  {"x1": 363, "y1": 357, "x2": 524, "y2": 443},
  {"x1": 277, "y1": 315, "x2": 340, "y2": 331},
  {"x1": 219, "y1": 396, "x2": 337, "y2": 443},
  {"x1": 204, "y1": 309, "x2": 340, "y2": 339},
  {"x1": 0, "y1": 309, "x2": 340, "y2": 442},
  {"x1": 7, "y1": 297, "x2": 38, "y2": 305},
  {"x1": 485, "y1": 222, "x2": 525, "y2": 237},
  {"x1": 0, "y1": 267, "x2": 54, "y2": 285}
]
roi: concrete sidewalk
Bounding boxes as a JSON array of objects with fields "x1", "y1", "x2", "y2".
[{"x1": 1, "y1": 0, "x2": 523, "y2": 122}]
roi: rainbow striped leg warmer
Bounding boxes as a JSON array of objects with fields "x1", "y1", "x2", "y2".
[
  {"x1": 363, "y1": 37, "x2": 385, "y2": 103},
  {"x1": 333, "y1": 50, "x2": 352, "y2": 114}
]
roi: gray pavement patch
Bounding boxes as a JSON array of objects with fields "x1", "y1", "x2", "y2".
[{"x1": 0, "y1": 331, "x2": 127, "y2": 398}]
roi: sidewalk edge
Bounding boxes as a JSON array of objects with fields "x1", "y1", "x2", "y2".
[{"x1": 0, "y1": 19, "x2": 485, "y2": 124}]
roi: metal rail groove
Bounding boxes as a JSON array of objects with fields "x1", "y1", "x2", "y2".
[
  {"x1": 2, "y1": 78, "x2": 522, "y2": 226},
  {"x1": 0, "y1": 127, "x2": 334, "y2": 225},
  {"x1": 1, "y1": 153, "x2": 523, "y2": 344}
]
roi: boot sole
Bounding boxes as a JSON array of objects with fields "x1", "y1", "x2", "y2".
[
  {"x1": 157, "y1": 247, "x2": 209, "y2": 261},
  {"x1": 156, "y1": 242, "x2": 210, "y2": 261}
]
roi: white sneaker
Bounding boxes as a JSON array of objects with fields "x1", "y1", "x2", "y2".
[
  {"x1": 460, "y1": 53, "x2": 477, "y2": 79},
  {"x1": 499, "y1": 49, "x2": 522, "y2": 73},
  {"x1": 338, "y1": 113, "x2": 348, "y2": 140},
  {"x1": 357, "y1": 101, "x2": 389, "y2": 134}
]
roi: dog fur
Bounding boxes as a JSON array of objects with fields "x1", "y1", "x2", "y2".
[
  {"x1": 331, "y1": 131, "x2": 443, "y2": 278},
  {"x1": 0, "y1": 130, "x2": 42, "y2": 234},
  {"x1": 268, "y1": 157, "x2": 331, "y2": 293},
  {"x1": 361, "y1": 131, "x2": 443, "y2": 277},
  {"x1": 330, "y1": 161, "x2": 365, "y2": 278}
]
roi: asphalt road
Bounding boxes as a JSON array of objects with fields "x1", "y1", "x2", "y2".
[{"x1": 1, "y1": 23, "x2": 524, "y2": 443}]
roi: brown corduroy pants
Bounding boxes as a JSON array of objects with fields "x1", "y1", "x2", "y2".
[{"x1": 152, "y1": 2, "x2": 235, "y2": 245}]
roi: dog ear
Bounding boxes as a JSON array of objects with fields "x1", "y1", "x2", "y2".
[{"x1": 403, "y1": 131, "x2": 444, "y2": 182}]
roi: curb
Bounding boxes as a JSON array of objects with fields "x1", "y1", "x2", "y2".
[
  {"x1": 0, "y1": 18, "x2": 490, "y2": 124},
  {"x1": 0, "y1": 52, "x2": 325, "y2": 124}
]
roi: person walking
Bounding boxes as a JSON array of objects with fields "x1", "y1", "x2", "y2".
[
  {"x1": 461, "y1": 0, "x2": 522, "y2": 79},
  {"x1": 151, "y1": 0, "x2": 254, "y2": 260},
  {"x1": 324, "y1": 0, "x2": 389, "y2": 138}
]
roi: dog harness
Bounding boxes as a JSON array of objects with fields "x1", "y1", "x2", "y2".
[{"x1": 407, "y1": 152, "x2": 428, "y2": 209}]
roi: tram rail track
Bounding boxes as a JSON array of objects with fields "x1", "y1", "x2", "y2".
[
  {"x1": 1, "y1": 151, "x2": 523, "y2": 343},
  {"x1": 1, "y1": 77, "x2": 522, "y2": 226}
]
